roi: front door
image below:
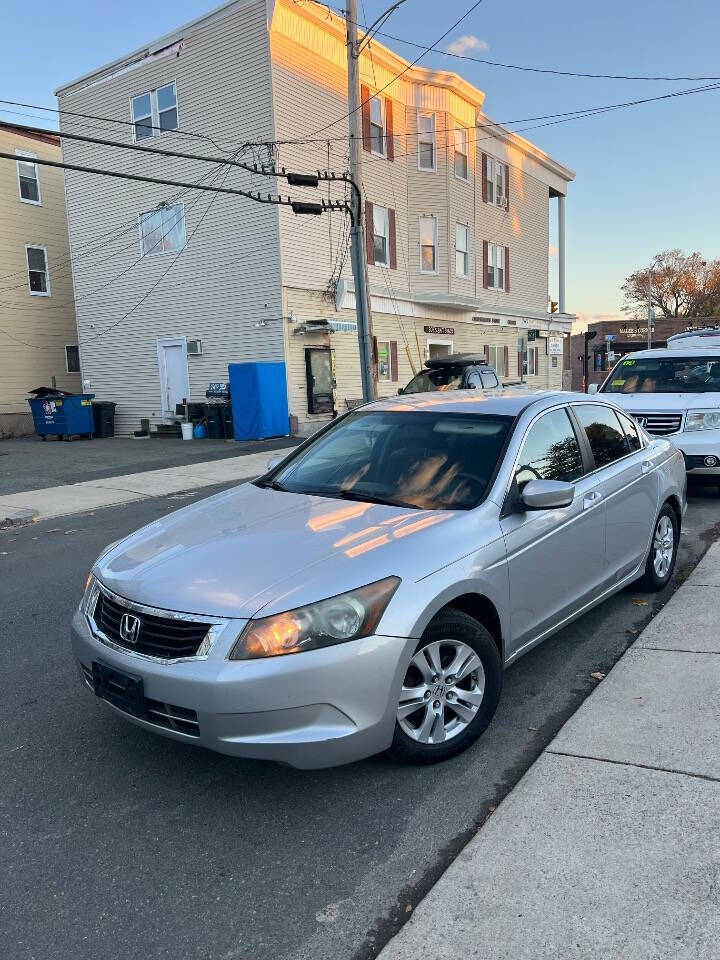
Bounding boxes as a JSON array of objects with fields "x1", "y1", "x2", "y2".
[
  {"x1": 157, "y1": 337, "x2": 190, "y2": 420},
  {"x1": 500, "y1": 406, "x2": 607, "y2": 658},
  {"x1": 305, "y1": 348, "x2": 335, "y2": 415}
]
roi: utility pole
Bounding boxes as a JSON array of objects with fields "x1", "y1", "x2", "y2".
[
  {"x1": 647, "y1": 267, "x2": 653, "y2": 350},
  {"x1": 346, "y1": 0, "x2": 376, "y2": 403}
]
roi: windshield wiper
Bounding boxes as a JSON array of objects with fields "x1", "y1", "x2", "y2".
[
  {"x1": 256, "y1": 479, "x2": 287, "y2": 492},
  {"x1": 336, "y1": 488, "x2": 420, "y2": 510}
]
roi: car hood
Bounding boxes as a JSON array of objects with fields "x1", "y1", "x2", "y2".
[
  {"x1": 605, "y1": 392, "x2": 720, "y2": 411},
  {"x1": 94, "y1": 482, "x2": 460, "y2": 618}
]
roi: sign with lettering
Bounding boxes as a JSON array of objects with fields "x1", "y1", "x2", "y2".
[
  {"x1": 546, "y1": 337, "x2": 563, "y2": 356},
  {"x1": 423, "y1": 325, "x2": 455, "y2": 335}
]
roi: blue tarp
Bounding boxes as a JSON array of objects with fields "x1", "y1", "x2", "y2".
[{"x1": 228, "y1": 362, "x2": 289, "y2": 441}]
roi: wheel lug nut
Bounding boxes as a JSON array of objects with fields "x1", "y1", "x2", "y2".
[
  {"x1": 431, "y1": 675, "x2": 439, "y2": 683},
  {"x1": 424, "y1": 690, "x2": 431, "y2": 699},
  {"x1": 446, "y1": 692, "x2": 454, "y2": 701},
  {"x1": 433, "y1": 700, "x2": 441, "y2": 709},
  {"x1": 446, "y1": 675, "x2": 455, "y2": 684}
]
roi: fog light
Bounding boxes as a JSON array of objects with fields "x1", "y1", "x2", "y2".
[{"x1": 703, "y1": 456, "x2": 718, "y2": 467}]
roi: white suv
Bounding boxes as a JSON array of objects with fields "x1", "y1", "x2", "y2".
[{"x1": 596, "y1": 329, "x2": 720, "y2": 490}]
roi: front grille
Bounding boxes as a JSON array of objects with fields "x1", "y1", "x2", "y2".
[
  {"x1": 81, "y1": 665, "x2": 200, "y2": 737},
  {"x1": 632, "y1": 412, "x2": 683, "y2": 435},
  {"x1": 93, "y1": 589, "x2": 211, "y2": 659}
]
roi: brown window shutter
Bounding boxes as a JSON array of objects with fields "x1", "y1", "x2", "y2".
[
  {"x1": 505, "y1": 163, "x2": 510, "y2": 211},
  {"x1": 385, "y1": 98, "x2": 394, "y2": 161},
  {"x1": 483, "y1": 344, "x2": 490, "y2": 363},
  {"x1": 505, "y1": 246, "x2": 510, "y2": 292},
  {"x1": 388, "y1": 208, "x2": 397, "y2": 269},
  {"x1": 365, "y1": 200, "x2": 374, "y2": 264},
  {"x1": 481, "y1": 153, "x2": 488, "y2": 203},
  {"x1": 361, "y1": 84, "x2": 371, "y2": 153},
  {"x1": 503, "y1": 345, "x2": 509, "y2": 379},
  {"x1": 390, "y1": 340, "x2": 399, "y2": 381},
  {"x1": 482, "y1": 239, "x2": 489, "y2": 289},
  {"x1": 518, "y1": 351, "x2": 522, "y2": 377}
]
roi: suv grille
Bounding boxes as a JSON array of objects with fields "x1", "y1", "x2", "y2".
[
  {"x1": 92, "y1": 589, "x2": 212, "y2": 659},
  {"x1": 632, "y1": 412, "x2": 683, "y2": 435}
]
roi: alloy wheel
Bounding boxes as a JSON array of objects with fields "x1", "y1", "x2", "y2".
[
  {"x1": 396, "y1": 639, "x2": 486, "y2": 744},
  {"x1": 653, "y1": 514, "x2": 674, "y2": 579}
]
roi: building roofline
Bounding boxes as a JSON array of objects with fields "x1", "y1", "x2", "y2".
[{"x1": 0, "y1": 121, "x2": 60, "y2": 147}]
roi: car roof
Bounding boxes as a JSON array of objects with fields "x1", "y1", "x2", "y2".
[
  {"x1": 614, "y1": 347, "x2": 720, "y2": 359},
  {"x1": 364, "y1": 390, "x2": 599, "y2": 417}
]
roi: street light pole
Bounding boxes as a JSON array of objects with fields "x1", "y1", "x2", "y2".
[{"x1": 346, "y1": 0, "x2": 376, "y2": 403}]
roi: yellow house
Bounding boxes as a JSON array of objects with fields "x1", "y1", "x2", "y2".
[{"x1": 0, "y1": 123, "x2": 80, "y2": 437}]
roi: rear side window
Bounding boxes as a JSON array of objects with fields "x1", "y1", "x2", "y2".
[
  {"x1": 515, "y1": 409, "x2": 584, "y2": 491},
  {"x1": 615, "y1": 409, "x2": 642, "y2": 452},
  {"x1": 574, "y1": 404, "x2": 629, "y2": 468}
]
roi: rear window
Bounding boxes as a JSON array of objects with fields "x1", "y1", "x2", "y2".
[{"x1": 403, "y1": 367, "x2": 464, "y2": 394}]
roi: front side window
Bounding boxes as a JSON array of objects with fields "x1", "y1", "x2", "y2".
[
  {"x1": 267, "y1": 410, "x2": 514, "y2": 511},
  {"x1": 65, "y1": 345, "x2": 80, "y2": 373},
  {"x1": 372, "y1": 205, "x2": 389, "y2": 266},
  {"x1": 603, "y1": 356, "x2": 720, "y2": 394},
  {"x1": 454, "y1": 127, "x2": 468, "y2": 180},
  {"x1": 455, "y1": 224, "x2": 469, "y2": 277},
  {"x1": 515, "y1": 409, "x2": 584, "y2": 491},
  {"x1": 16, "y1": 152, "x2": 41, "y2": 203},
  {"x1": 369, "y1": 96, "x2": 384, "y2": 155},
  {"x1": 574, "y1": 404, "x2": 630, "y2": 468},
  {"x1": 131, "y1": 82, "x2": 178, "y2": 141},
  {"x1": 26, "y1": 245, "x2": 49, "y2": 295},
  {"x1": 418, "y1": 112, "x2": 435, "y2": 170},
  {"x1": 139, "y1": 203, "x2": 186, "y2": 256},
  {"x1": 419, "y1": 216, "x2": 438, "y2": 273},
  {"x1": 487, "y1": 242, "x2": 505, "y2": 290}
]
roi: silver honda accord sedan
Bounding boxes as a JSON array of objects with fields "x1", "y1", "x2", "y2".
[{"x1": 72, "y1": 391, "x2": 686, "y2": 768}]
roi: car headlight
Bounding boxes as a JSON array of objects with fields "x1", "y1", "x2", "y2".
[
  {"x1": 82, "y1": 573, "x2": 99, "y2": 614},
  {"x1": 229, "y1": 577, "x2": 400, "y2": 660},
  {"x1": 684, "y1": 410, "x2": 720, "y2": 432}
]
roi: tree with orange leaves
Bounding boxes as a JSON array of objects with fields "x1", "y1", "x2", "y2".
[{"x1": 622, "y1": 249, "x2": 720, "y2": 320}]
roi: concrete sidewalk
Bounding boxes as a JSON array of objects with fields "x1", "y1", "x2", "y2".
[
  {"x1": 0, "y1": 446, "x2": 295, "y2": 525},
  {"x1": 378, "y1": 543, "x2": 720, "y2": 960}
]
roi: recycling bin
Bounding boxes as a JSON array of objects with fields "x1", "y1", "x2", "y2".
[
  {"x1": 28, "y1": 393, "x2": 95, "y2": 440},
  {"x1": 91, "y1": 401, "x2": 116, "y2": 438}
]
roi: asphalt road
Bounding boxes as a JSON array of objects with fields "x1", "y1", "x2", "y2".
[{"x1": 2, "y1": 484, "x2": 719, "y2": 960}]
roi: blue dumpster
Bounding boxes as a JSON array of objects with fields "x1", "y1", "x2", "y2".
[{"x1": 28, "y1": 393, "x2": 95, "y2": 440}]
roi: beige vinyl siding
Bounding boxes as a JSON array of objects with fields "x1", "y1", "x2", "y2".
[
  {"x1": 0, "y1": 128, "x2": 80, "y2": 434},
  {"x1": 58, "y1": 0, "x2": 283, "y2": 435}
]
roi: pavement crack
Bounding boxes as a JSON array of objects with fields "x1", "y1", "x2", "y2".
[
  {"x1": 545, "y1": 749, "x2": 720, "y2": 784},
  {"x1": 635, "y1": 645, "x2": 720, "y2": 655}
]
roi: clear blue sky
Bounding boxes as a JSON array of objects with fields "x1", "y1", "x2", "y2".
[{"x1": 2, "y1": 0, "x2": 719, "y2": 323}]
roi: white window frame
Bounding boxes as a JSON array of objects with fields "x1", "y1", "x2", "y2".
[
  {"x1": 486, "y1": 156, "x2": 507, "y2": 208},
  {"x1": 487, "y1": 344, "x2": 506, "y2": 377},
  {"x1": 417, "y1": 110, "x2": 436, "y2": 172},
  {"x1": 65, "y1": 344, "x2": 80, "y2": 374},
  {"x1": 419, "y1": 215, "x2": 438, "y2": 274},
  {"x1": 372, "y1": 204, "x2": 390, "y2": 267},
  {"x1": 16, "y1": 150, "x2": 42, "y2": 205},
  {"x1": 528, "y1": 345, "x2": 539, "y2": 377},
  {"x1": 138, "y1": 203, "x2": 187, "y2": 257},
  {"x1": 455, "y1": 223, "x2": 470, "y2": 277},
  {"x1": 427, "y1": 338, "x2": 454, "y2": 359},
  {"x1": 130, "y1": 81, "x2": 179, "y2": 142},
  {"x1": 25, "y1": 244, "x2": 50, "y2": 297},
  {"x1": 369, "y1": 95, "x2": 385, "y2": 157},
  {"x1": 487, "y1": 242, "x2": 505, "y2": 291},
  {"x1": 454, "y1": 127, "x2": 469, "y2": 181}
]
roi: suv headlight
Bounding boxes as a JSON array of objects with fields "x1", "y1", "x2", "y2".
[
  {"x1": 229, "y1": 577, "x2": 400, "y2": 660},
  {"x1": 684, "y1": 410, "x2": 720, "y2": 432}
]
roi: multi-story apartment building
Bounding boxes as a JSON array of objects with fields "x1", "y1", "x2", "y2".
[
  {"x1": 56, "y1": 0, "x2": 574, "y2": 436},
  {"x1": 0, "y1": 123, "x2": 80, "y2": 437}
]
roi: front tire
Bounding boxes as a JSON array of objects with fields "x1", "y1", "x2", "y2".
[
  {"x1": 637, "y1": 504, "x2": 678, "y2": 592},
  {"x1": 390, "y1": 609, "x2": 502, "y2": 764}
]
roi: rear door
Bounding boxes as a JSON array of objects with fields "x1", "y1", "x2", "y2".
[
  {"x1": 571, "y1": 403, "x2": 659, "y2": 586},
  {"x1": 500, "y1": 406, "x2": 606, "y2": 657}
]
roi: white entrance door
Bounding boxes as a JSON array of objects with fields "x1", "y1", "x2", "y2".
[{"x1": 156, "y1": 337, "x2": 190, "y2": 420}]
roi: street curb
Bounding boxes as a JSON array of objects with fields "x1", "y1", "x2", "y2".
[{"x1": 0, "y1": 508, "x2": 38, "y2": 529}]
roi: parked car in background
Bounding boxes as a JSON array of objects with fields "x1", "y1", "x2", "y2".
[
  {"x1": 73, "y1": 391, "x2": 686, "y2": 769},
  {"x1": 400, "y1": 354, "x2": 501, "y2": 394},
  {"x1": 596, "y1": 335, "x2": 720, "y2": 491}
]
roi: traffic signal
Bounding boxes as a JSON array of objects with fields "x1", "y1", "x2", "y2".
[{"x1": 550, "y1": 300, "x2": 558, "y2": 314}]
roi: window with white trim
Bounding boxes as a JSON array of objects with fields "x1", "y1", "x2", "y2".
[
  {"x1": 131, "y1": 82, "x2": 178, "y2": 141},
  {"x1": 528, "y1": 345, "x2": 539, "y2": 377},
  {"x1": 369, "y1": 96, "x2": 385, "y2": 155},
  {"x1": 487, "y1": 344, "x2": 506, "y2": 377},
  {"x1": 139, "y1": 203, "x2": 186, "y2": 256},
  {"x1": 377, "y1": 340, "x2": 391, "y2": 381},
  {"x1": 455, "y1": 224, "x2": 470, "y2": 277},
  {"x1": 487, "y1": 243, "x2": 505, "y2": 290},
  {"x1": 16, "y1": 152, "x2": 41, "y2": 204},
  {"x1": 372, "y1": 205, "x2": 390, "y2": 266},
  {"x1": 65, "y1": 345, "x2": 80, "y2": 373},
  {"x1": 26, "y1": 245, "x2": 50, "y2": 295},
  {"x1": 486, "y1": 156, "x2": 507, "y2": 207},
  {"x1": 419, "y1": 216, "x2": 438, "y2": 273},
  {"x1": 418, "y1": 111, "x2": 435, "y2": 170},
  {"x1": 454, "y1": 127, "x2": 468, "y2": 180}
]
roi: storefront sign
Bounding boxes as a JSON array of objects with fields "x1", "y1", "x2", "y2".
[
  {"x1": 546, "y1": 336, "x2": 563, "y2": 356},
  {"x1": 424, "y1": 325, "x2": 454, "y2": 335}
]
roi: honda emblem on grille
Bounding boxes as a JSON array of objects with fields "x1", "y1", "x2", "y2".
[{"x1": 119, "y1": 613, "x2": 141, "y2": 644}]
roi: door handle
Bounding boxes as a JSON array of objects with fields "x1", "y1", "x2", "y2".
[
  {"x1": 583, "y1": 490, "x2": 602, "y2": 510},
  {"x1": 641, "y1": 460, "x2": 652, "y2": 475}
]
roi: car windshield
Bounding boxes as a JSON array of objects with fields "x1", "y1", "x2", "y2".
[
  {"x1": 403, "y1": 367, "x2": 465, "y2": 394},
  {"x1": 603, "y1": 356, "x2": 720, "y2": 394},
  {"x1": 263, "y1": 410, "x2": 514, "y2": 510}
]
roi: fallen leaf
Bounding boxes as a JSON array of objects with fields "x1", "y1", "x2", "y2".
[
  {"x1": 590, "y1": 671, "x2": 606, "y2": 681},
  {"x1": 46, "y1": 528, "x2": 60, "y2": 534},
  {"x1": 488, "y1": 804, "x2": 497, "y2": 813},
  {"x1": 405, "y1": 905, "x2": 412, "y2": 913},
  {"x1": 631, "y1": 598, "x2": 648, "y2": 606},
  {"x1": 64, "y1": 530, "x2": 77, "y2": 535}
]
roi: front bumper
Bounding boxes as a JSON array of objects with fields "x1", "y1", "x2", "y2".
[
  {"x1": 669, "y1": 428, "x2": 720, "y2": 478},
  {"x1": 71, "y1": 608, "x2": 411, "y2": 769}
]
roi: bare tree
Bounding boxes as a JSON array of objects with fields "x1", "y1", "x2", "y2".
[{"x1": 621, "y1": 249, "x2": 720, "y2": 320}]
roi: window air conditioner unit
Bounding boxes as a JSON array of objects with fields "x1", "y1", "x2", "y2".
[{"x1": 187, "y1": 339, "x2": 203, "y2": 356}]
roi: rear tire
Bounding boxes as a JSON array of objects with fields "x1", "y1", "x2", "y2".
[
  {"x1": 390, "y1": 609, "x2": 502, "y2": 764},
  {"x1": 637, "y1": 504, "x2": 678, "y2": 592}
]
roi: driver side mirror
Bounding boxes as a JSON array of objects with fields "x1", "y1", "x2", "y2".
[
  {"x1": 588, "y1": 383, "x2": 599, "y2": 394},
  {"x1": 397, "y1": 387, "x2": 404, "y2": 395},
  {"x1": 520, "y1": 478, "x2": 575, "y2": 511},
  {"x1": 266, "y1": 455, "x2": 283, "y2": 472}
]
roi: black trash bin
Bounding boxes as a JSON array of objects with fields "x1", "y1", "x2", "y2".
[
  {"x1": 92, "y1": 401, "x2": 116, "y2": 438},
  {"x1": 205, "y1": 404, "x2": 226, "y2": 439}
]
